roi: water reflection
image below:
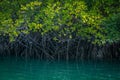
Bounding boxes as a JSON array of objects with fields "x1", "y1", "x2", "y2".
[{"x1": 0, "y1": 57, "x2": 120, "y2": 80}]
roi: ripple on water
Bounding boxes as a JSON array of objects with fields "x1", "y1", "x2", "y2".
[{"x1": 0, "y1": 57, "x2": 120, "y2": 80}]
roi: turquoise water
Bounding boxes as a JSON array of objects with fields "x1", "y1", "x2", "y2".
[{"x1": 0, "y1": 57, "x2": 120, "y2": 80}]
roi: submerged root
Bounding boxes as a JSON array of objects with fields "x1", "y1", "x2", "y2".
[{"x1": 0, "y1": 33, "x2": 120, "y2": 60}]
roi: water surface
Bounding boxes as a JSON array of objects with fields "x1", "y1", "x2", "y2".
[{"x1": 0, "y1": 57, "x2": 120, "y2": 80}]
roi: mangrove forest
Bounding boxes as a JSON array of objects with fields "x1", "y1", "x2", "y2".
[
  {"x1": 0, "y1": 0, "x2": 120, "y2": 80},
  {"x1": 0, "y1": 0, "x2": 120, "y2": 60}
]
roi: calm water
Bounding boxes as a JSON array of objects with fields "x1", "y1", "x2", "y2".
[{"x1": 0, "y1": 57, "x2": 120, "y2": 80}]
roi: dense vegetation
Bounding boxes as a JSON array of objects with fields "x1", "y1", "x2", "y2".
[{"x1": 0, "y1": 0, "x2": 120, "y2": 60}]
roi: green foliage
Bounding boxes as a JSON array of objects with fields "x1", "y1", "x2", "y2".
[
  {"x1": 102, "y1": 13, "x2": 120, "y2": 43},
  {"x1": 0, "y1": 0, "x2": 120, "y2": 45}
]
